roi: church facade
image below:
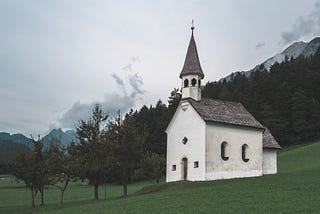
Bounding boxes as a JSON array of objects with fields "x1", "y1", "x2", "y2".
[{"x1": 166, "y1": 26, "x2": 281, "y2": 182}]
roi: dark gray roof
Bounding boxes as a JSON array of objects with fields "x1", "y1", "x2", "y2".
[
  {"x1": 186, "y1": 98, "x2": 281, "y2": 149},
  {"x1": 179, "y1": 31, "x2": 204, "y2": 79},
  {"x1": 187, "y1": 98, "x2": 264, "y2": 129},
  {"x1": 263, "y1": 127, "x2": 281, "y2": 149}
]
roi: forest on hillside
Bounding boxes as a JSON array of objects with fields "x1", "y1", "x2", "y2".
[{"x1": 202, "y1": 47, "x2": 320, "y2": 146}]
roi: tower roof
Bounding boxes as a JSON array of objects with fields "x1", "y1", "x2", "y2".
[{"x1": 179, "y1": 25, "x2": 204, "y2": 79}]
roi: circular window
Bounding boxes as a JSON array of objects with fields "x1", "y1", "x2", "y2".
[{"x1": 182, "y1": 137, "x2": 188, "y2": 144}]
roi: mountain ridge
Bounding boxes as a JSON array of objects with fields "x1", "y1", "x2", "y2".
[
  {"x1": 221, "y1": 37, "x2": 320, "y2": 81},
  {"x1": 0, "y1": 129, "x2": 78, "y2": 150}
]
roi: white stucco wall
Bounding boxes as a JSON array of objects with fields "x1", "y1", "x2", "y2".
[
  {"x1": 166, "y1": 101, "x2": 206, "y2": 182},
  {"x1": 205, "y1": 123, "x2": 264, "y2": 180},
  {"x1": 262, "y1": 149, "x2": 277, "y2": 174}
]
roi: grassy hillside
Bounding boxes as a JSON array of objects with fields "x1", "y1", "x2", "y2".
[{"x1": 1, "y1": 141, "x2": 319, "y2": 214}]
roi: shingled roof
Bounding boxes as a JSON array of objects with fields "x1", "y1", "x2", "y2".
[
  {"x1": 263, "y1": 128, "x2": 282, "y2": 149},
  {"x1": 187, "y1": 98, "x2": 264, "y2": 129},
  {"x1": 186, "y1": 98, "x2": 281, "y2": 149},
  {"x1": 179, "y1": 30, "x2": 204, "y2": 79}
]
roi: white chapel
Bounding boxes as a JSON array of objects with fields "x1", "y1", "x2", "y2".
[{"x1": 166, "y1": 25, "x2": 281, "y2": 182}]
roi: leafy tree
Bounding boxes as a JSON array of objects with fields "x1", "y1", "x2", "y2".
[
  {"x1": 75, "y1": 104, "x2": 108, "y2": 200},
  {"x1": 104, "y1": 110, "x2": 146, "y2": 196},
  {"x1": 134, "y1": 151, "x2": 165, "y2": 183},
  {"x1": 47, "y1": 140, "x2": 77, "y2": 208},
  {"x1": 6, "y1": 136, "x2": 49, "y2": 208},
  {"x1": 31, "y1": 136, "x2": 50, "y2": 206},
  {"x1": 8, "y1": 152, "x2": 38, "y2": 208}
]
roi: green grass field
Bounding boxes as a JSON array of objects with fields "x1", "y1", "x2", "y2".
[{"x1": 1, "y1": 141, "x2": 320, "y2": 214}]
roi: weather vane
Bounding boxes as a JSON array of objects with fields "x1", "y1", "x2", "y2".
[{"x1": 191, "y1": 19, "x2": 195, "y2": 31}]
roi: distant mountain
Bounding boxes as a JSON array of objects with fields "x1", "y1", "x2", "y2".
[
  {"x1": 0, "y1": 132, "x2": 33, "y2": 149},
  {"x1": 222, "y1": 37, "x2": 320, "y2": 81},
  {"x1": 0, "y1": 129, "x2": 79, "y2": 151},
  {"x1": 42, "y1": 128, "x2": 78, "y2": 150},
  {"x1": 0, "y1": 129, "x2": 78, "y2": 166}
]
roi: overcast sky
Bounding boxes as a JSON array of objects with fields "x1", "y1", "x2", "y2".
[{"x1": 1, "y1": 0, "x2": 320, "y2": 135}]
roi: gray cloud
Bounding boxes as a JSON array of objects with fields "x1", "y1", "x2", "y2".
[
  {"x1": 255, "y1": 42, "x2": 265, "y2": 49},
  {"x1": 281, "y1": 1, "x2": 320, "y2": 44},
  {"x1": 122, "y1": 64, "x2": 132, "y2": 71},
  {"x1": 111, "y1": 72, "x2": 126, "y2": 95},
  {"x1": 57, "y1": 101, "x2": 94, "y2": 129},
  {"x1": 111, "y1": 72, "x2": 125, "y2": 87},
  {"x1": 57, "y1": 63, "x2": 144, "y2": 129},
  {"x1": 129, "y1": 73, "x2": 144, "y2": 95}
]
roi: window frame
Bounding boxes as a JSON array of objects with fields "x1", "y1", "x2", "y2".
[
  {"x1": 191, "y1": 78, "x2": 197, "y2": 86},
  {"x1": 242, "y1": 144, "x2": 249, "y2": 162},
  {"x1": 184, "y1": 79, "x2": 189, "y2": 87},
  {"x1": 221, "y1": 141, "x2": 229, "y2": 161},
  {"x1": 194, "y1": 161, "x2": 199, "y2": 168}
]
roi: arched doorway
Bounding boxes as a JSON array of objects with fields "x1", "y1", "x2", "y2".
[{"x1": 181, "y1": 157, "x2": 188, "y2": 181}]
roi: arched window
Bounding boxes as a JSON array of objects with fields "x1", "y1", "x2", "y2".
[
  {"x1": 191, "y1": 78, "x2": 197, "y2": 86},
  {"x1": 198, "y1": 79, "x2": 201, "y2": 88},
  {"x1": 184, "y1": 79, "x2": 189, "y2": 87},
  {"x1": 221, "y1": 142, "x2": 229, "y2": 161},
  {"x1": 242, "y1": 144, "x2": 249, "y2": 162}
]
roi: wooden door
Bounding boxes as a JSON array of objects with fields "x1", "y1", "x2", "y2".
[{"x1": 182, "y1": 158, "x2": 188, "y2": 181}]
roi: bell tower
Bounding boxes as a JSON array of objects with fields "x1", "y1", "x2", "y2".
[{"x1": 180, "y1": 21, "x2": 204, "y2": 101}]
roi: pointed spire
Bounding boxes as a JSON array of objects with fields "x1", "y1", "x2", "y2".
[{"x1": 179, "y1": 21, "x2": 204, "y2": 79}]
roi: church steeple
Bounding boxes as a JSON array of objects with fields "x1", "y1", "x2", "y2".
[
  {"x1": 180, "y1": 21, "x2": 204, "y2": 101},
  {"x1": 179, "y1": 21, "x2": 204, "y2": 79}
]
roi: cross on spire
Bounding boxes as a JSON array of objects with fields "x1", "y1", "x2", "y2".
[{"x1": 191, "y1": 19, "x2": 195, "y2": 31}]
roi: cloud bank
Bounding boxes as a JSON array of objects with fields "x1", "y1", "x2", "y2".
[
  {"x1": 56, "y1": 59, "x2": 144, "y2": 129},
  {"x1": 281, "y1": 1, "x2": 320, "y2": 44}
]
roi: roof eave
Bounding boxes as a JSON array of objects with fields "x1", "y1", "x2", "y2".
[
  {"x1": 204, "y1": 119, "x2": 265, "y2": 131},
  {"x1": 263, "y1": 146, "x2": 282, "y2": 150}
]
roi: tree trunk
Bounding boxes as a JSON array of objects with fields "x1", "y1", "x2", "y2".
[
  {"x1": 59, "y1": 190, "x2": 64, "y2": 208},
  {"x1": 40, "y1": 189, "x2": 44, "y2": 206},
  {"x1": 122, "y1": 175, "x2": 128, "y2": 197},
  {"x1": 58, "y1": 179, "x2": 69, "y2": 208},
  {"x1": 94, "y1": 183, "x2": 99, "y2": 200},
  {"x1": 104, "y1": 183, "x2": 107, "y2": 200},
  {"x1": 31, "y1": 188, "x2": 35, "y2": 208}
]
